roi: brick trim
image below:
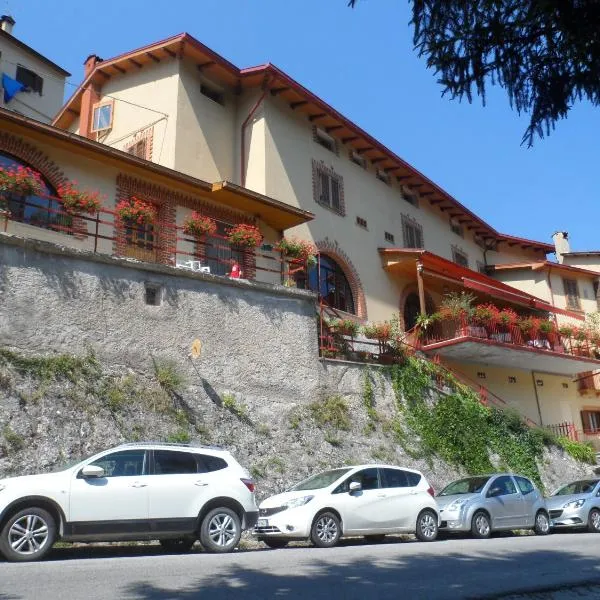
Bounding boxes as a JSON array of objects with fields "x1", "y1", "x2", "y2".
[
  {"x1": 0, "y1": 131, "x2": 67, "y2": 190},
  {"x1": 124, "y1": 126, "x2": 154, "y2": 161},
  {"x1": 315, "y1": 238, "x2": 366, "y2": 319}
]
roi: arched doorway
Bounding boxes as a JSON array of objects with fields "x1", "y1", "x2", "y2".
[
  {"x1": 402, "y1": 291, "x2": 436, "y2": 331},
  {"x1": 309, "y1": 254, "x2": 356, "y2": 314}
]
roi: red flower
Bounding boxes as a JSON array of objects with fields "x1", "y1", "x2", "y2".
[
  {"x1": 183, "y1": 212, "x2": 217, "y2": 237},
  {"x1": 226, "y1": 224, "x2": 263, "y2": 248},
  {"x1": 116, "y1": 196, "x2": 157, "y2": 225},
  {"x1": 58, "y1": 181, "x2": 103, "y2": 215}
]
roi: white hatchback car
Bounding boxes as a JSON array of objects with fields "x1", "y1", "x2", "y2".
[
  {"x1": 0, "y1": 442, "x2": 258, "y2": 562},
  {"x1": 254, "y1": 464, "x2": 439, "y2": 548}
]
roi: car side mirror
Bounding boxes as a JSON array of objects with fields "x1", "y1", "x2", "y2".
[
  {"x1": 81, "y1": 465, "x2": 105, "y2": 478},
  {"x1": 487, "y1": 487, "x2": 502, "y2": 498},
  {"x1": 349, "y1": 481, "x2": 362, "y2": 493}
]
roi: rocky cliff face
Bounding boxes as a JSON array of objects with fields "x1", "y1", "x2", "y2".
[{"x1": 0, "y1": 347, "x2": 592, "y2": 499}]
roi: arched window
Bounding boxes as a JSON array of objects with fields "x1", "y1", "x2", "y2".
[
  {"x1": 0, "y1": 151, "x2": 60, "y2": 230},
  {"x1": 308, "y1": 254, "x2": 355, "y2": 314}
]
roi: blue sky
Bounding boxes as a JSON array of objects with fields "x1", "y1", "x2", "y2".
[{"x1": 9, "y1": 0, "x2": 600, "y2": 251}]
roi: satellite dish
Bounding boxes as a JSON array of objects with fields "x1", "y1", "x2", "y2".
[{"x1": 190, "y1": 339, "x2": 202, "y2": 359}]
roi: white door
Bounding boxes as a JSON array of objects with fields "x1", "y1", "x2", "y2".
[
  {"x1": 375, "y1": 468, "x2": 423, "y2": 530},
  {"x1": 69, "y1": 449, "x2": 149, "y2": 525}
]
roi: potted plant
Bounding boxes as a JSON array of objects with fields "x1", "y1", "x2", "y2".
[
  {"x1": 57, "y1": 181, "x2": 103, "y2": 215},
  {"x1": 116, "y1": 196, "x2": 157, "y2": 226},
  {"x1": 538, "y1": 319, "x2": 557, "y2": 347},
  {"x1": 439, "y1": 292, "x2": 475, "y2": 321},
  {"x1": 227, "y1": 223, "x2": 263, "y2": 249},
  {"x1": 183, "y1": 212, "x2": 217, "y2": 238},
  {"x1": 0, "y1": 165, "x2": 43, "y2": 197},
  {"x1": 332, "y1": 318, "x2": 360, "y2": 337},
  {"x1": 276, "y1": 236, "x2": 317, "y2": 262}
]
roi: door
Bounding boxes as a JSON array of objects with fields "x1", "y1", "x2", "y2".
[
  {"x1": 514, "y1": 476, "x2": 540, "y2": 527},
  {"x1": 485, "y1": 475, "x2": 525, "y2": 529},
  {"x1": 68, "y1": 449, "x2": 149, "y2": 533},
  {"x1": 333, "y1": 468, "x2": 387, "y2": 533},
  {"x1": 375, "y1": 468, "x2": 423, "y2": 530},
  {"x1": 146, "y1": 450, "x2": 220, "y2": 533}
]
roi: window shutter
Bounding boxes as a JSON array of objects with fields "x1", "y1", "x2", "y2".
[
  {"x1": 319, "y1": 171, "x2": 330, "y2": 206},
  {"x1": 581, "y1": 410, "x2": 592, "y2": 433},
  {"x1": 331, "y1": 178, "x2": 340, "y2": 211},
  {"x1": 416, "y1": 225, "x2": 424, "y2": 249},
  {"x1": 563, "y1": 278, "x2": 580, "y2": 309}
]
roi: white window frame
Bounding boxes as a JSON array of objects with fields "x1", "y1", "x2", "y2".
[{"x1": 91, "y1": 100, "x2": 114, "y2": 133}]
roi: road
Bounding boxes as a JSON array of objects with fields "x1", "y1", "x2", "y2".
[{"x1": 2, "y1": 533, "x2": 600, "y2": 600}]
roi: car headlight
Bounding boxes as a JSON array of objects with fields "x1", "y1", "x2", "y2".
[
  {"x1": 563, "y1": 499, "x2": 586, "y2": 509},
  {"x1": 282, "y1": 495, "x2": 314, "y2": 510},
  {"x1": 447, "y1": 498, "x2": 471, "y2": 511}
]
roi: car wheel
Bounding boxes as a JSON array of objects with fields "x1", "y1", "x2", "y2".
[
  {"x1": 415, "y1": 510, "x2": 438, "y2": 542},
  {"x1": 471, "y1": 511, "x2": 491, "y2": 539},
  {"x1": 364, "y1": 534, "x2": 386, "y2": 544},
  {"x1": 199, "y1": 507, "x2": 241, "y2": 553},
  {"x1": 159, "y1": 537, "x2": 196, "y2": 553},
  {"x1": 534, "y1": 511, "x2": 550, "y2": 536},
  {"x1": 261, "y1": 538, "x2": 289, "y2": 549},
  {"x1": 310, "y1": 512, "x2": 341, "y2": 548},
  {"x1": 588, "y1": 509, "x2": 600, "y2": 533},
  {"x1": 0, "y1": 507, "x2": 56, "y2": 562}
]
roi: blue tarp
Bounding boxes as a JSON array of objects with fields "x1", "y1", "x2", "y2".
[{"x1": 2, "y1": 73, "x2": 27, "y2": 103}]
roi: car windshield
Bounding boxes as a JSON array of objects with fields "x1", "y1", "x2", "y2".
[
  {"x1": 439, "y1": 476, "x2": 491, "y2": 496},
  {"x1": 289, "y1": 468, "x2": 351, "y2": 491},
  {"x1": 553, "y1": 480, "x2": 598, "y2": 496}
]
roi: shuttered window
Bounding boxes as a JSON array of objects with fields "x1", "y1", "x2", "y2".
[
  {"x1": 563, "y1": 278, "x2": 581, "y2": 310},
  {"x1": 581, "y1": 410, "x2": 600, "y2": 433},
  {"x1": 313, "y1": 160, "x2": 344, "y2": 216},
  {"x1": 402, "y1": 215, "x2": 424, "y2": 249}
]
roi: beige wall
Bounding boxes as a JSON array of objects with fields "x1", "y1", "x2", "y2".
[
  {"x1": 563, "y1": 255, "x2": 600, "y2": 274},
  {"x1": 0, "y1": 36, "x2": 66, "y2": 123}
]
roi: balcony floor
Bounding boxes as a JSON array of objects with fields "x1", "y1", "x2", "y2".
[{"x1": 421, "y1": 336, "x2": 600, "y2": 376}]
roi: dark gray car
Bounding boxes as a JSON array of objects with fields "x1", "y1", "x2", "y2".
[
  {"x1": 546, "y1": 479, "x2": 600, "y2": 532},
  {"x1": 436, "y1": 474, "x2": 550, "y2": 538}
]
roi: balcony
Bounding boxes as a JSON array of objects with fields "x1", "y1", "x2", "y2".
[{"x1": 419, "y1": 316, "x2": 600, "y2": 376}]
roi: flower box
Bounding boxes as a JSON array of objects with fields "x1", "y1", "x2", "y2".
[
  {"x1": 183, "y1": 212, "x2": 217, "y2": 237},
  {"x1": 227, "y1": 224, "x2": 263, "y2": 249},
  {"x1": 116, "y1": 197, "x2": 157, "y2": 225},
  {"x1": 58, "y1": 182, "x2": 103, "y2": 215}
]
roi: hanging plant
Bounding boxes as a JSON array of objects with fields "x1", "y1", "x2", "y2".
[
  {"x1": 0, "y1": 165, "x2": 43, "y2": 197},
  {"x1": 275, "y1": 236, "x2": 317, "y2": 263},
  {"x1": 362, "y1": 321, "x2": 392, "y2": 341},
  {"x1": 115, "y1": 196, "x2": 157, "y2": 225},
  {"x1": 226, "y1": 223, "x2": 263, "y2": 249},
  {"x1": 183, "y1": 212, "x2": 217, "y2": 237},
  {"x1": 58, "y1": 181, "x2": 103, "y2": 215}
]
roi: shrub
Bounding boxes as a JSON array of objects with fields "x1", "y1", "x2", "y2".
[
  {"x1": 557, "y1": 436, "x2": 596, "y2": 464},
  {"x1": 152, "y1": 358, "x2": 185, "y2": 394},
  {"x1": 310, "y1": 395, "x2": 351, "y2": 431}
]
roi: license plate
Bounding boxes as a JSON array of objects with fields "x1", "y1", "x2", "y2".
[{"x1": 257, "y1": 518, "x2": 268, "y2": 528}]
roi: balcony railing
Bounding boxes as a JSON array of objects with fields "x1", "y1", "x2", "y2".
[
  {"x1": 1, "y1": 195, "x2": 304, "y2": 284},
  {"x1": 419, "y1": 315, "x2": 600, "y2": 361}
]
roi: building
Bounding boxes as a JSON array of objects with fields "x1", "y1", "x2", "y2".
[
  {"x1": 8, "y1": 31, "x2": 600, "y2": 441},
  {"x1": 0, "y1": 16, "x2": 69, "y2": 123}
]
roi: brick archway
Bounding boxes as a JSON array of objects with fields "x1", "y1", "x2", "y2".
[
  {"x1": 399, "y1": 283, "x2": 436, "y2": 331},
  {"x1": 0, "y1": 132, "x2": 66, "y2": 190},
  {"x1": 315, "y1": 239, "x2": 367, "y2": 320}
]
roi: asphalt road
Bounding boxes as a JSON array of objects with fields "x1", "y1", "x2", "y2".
[{"x1": 2, "y1": 532, "x2": 600, "y2": 600}]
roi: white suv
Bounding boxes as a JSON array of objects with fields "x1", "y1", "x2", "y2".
[
  {"x1": 0, "y1": 442, "x2": 258, "y2": 562},
  {"x1": 254, "y1": 464, "x2": 439, "y2": 548}
]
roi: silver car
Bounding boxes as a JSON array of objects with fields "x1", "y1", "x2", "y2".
[
  {"x1": 546, "y1": 479, "x2": 600, "y2": 532},
  {"x1": 436, "y1": 474, "x2": 550, "y2": 538}
]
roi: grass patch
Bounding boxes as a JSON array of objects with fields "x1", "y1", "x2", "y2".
[
  {"x1": 557, "y1": 435, "x2": 596, "y2": 464},
  {"x1": 309, "y1": 395, "x2": 351, "y2": 431},
  {"x1": 152, "y1": 358, "x2": 185, "y2": 394},
  {"x1": 222, "y1": 393, "x2": 249, "y2": 421},
  {"x1": 2, "y1": 426, "x2": 25, "y2": 452},
  {"x1": 165, "y1": 430, "x2": 191, "y2": 444}
]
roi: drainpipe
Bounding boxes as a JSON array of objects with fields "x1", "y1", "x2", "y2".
[
  {"x1": 531, "y1": 371, "x2": 544, "y2": 426},
  {"x1": 240, "y1": 79, "x2": 270, "y2": 186}
]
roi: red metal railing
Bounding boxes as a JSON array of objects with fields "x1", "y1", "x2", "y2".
[
  {"x1": 1, "y1": 194, "x2": 306, "y2": 283},
  {"x1": 420, "y1": 315, "x2": 600, "y2": 361}
]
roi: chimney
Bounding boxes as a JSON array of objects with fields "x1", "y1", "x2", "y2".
[
  {"x1": 552, "y1": 231, "x2": 570, "y2": 263},
  {"x1": 84, "y1": 54, "x2": 103, "y2": 78},
  {"x1": 0, "y1": 15, "x2": 15, "y2": 35}
]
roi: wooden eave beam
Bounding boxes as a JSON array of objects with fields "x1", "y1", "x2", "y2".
[
  {"x1": 342, "y1": 136, "x2": 358, "y2": 144},
  {"x1": 112, "y1": 64, "x2": 126, "y2": 74},
  {"x1": 371, "y1": 157, "x2": 386, "y2": 165},
  {"x1": 197, "y1": 61, "x2": 215, "y2": 71},
  {"x1": 326, "y1": 125, "x2": 343, "y2": 133},
  {"x1": 429, "y1": 198, "x2": 444, "y2": 205},
  {"x1": 129, "y1": 58, "x2": 143, "y2": 69},
  {"x1": 67, "y1": 108, "x2": 79, "y2": 116},
  {"x1": 270, "y1": 86, "x2": 289, "y2": 96},
  {"x1": 420, "y1": 191, "x2": 434, "y2": 197},
  {"x1": 458, "y1": 218, "x2": 472, "y2": 224},
  {"x1": 309, "y1": 113, "x2": 327, "y2": 122},
  {"x1": 147, "y1": 52, "x2": 160, "y2": 63},
  {"x1": 396, "y1": 175, "x2": 412, "y2": 182},
  {"x1": 408, "y1": 183, "x2": 424, "y2": 189},
  {"x1": 178, "y1": 42, "x2": 185, "y2": 59},
  {"x1": 384, "y1": 166, "x2": 402, "y2": 173},
  {"x1": 163, "y1": 47, "x2": 177, "y2": 58},
  {"x1": 356, "y1": 146, "x2": 374, "y2": 154},
  {"x1": 97, "y1": 70, "x2": 110, "y2": 79},
  {"x1": 439, "y1": 205, "x2": 453, "y2": 212},
  {"x1": 290, "y1": 101, "x2": 308, "y2": 109}
]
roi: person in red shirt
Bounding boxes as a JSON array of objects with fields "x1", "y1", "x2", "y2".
[{"x1": 228, "y1": 259, "x2": 242, "y2": 279}]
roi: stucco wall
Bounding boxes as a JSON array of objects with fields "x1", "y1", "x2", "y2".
[
  {"x1": 0, "y1": 35, "x2": 66, "y2": 123},
  {"x1": 0, "y1": 235, "x2": 319, "y2": 406}
]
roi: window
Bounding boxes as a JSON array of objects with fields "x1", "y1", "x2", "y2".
[
  {"x1": 384, "y1": 231, "x2": 395, "y2": 244},
  {"x1": 312, "y1": 160, "x2": 344, "y2": 215},
  {"x1": 402, "y1": 191, "x2": 418, "y2": 208},
  {"x1": 334, "y1": 468, "x2": 380, "y2": 493},
  {"x1": 124, "y1": 217, "x2": 157, "y2": 262},
  {"x1": 594, "y1": 281, "x2": 600, "y2": 309},
  {"x1": 16, "y1": 65, "x2": 43, "y2": 94},
  {"x1": 356, "y1": 216, "x2": 367, "y2": 229},
  {"x1": 515, "y1": 476, "x2": 534, "y2": 495},
  {"x1": 581, "y1": 410, "x2": 600, "y2": 433},
  {"x1": 508, "y1": 376, "x2": 517, "y2": 384},
  {"x1": 92, "y1": 101, "x2": 113, "y2": 132},
  {"x1": 376, "y1": 169, "x2": 390, "y2": 184},
  {"x1": 144, "y1": 283, "x2": 162, "y2": 306},
  {"x1": 308, "y1": 254, "x2": 355, "y2": 314},
  {"x1": 450, "y1": 220, "x2": 464, "y2": 237},
  {"x1": 401, "y1": 214, "x2": 424, "y2": 249},
  {"x1": 200, "y1": 83, "x2": 224, "y2": 105},
  {"x1": 87, "y1": 450, "x2": 147, "y2": 478},
  {"x1": 127, "y1": 139, "x2": 147, "y2": 159},
  {"x1": 349, "y1": 150, "x2": 366, "y2": 168},
  {"x1": 197, "y1": 454, "x2": 228, "y2": 473},
  {"x1": 314, "y1": 127, "x2": 337, "y2": 153},
  {"x1": 0, "y1": 151, "x2": 62, "y2": 231},
  {"x1": 488, "y1": 475, "x2": 517, "y2": 497},
  {"x1": 380, "y1": 468, "x2": 421, "y2": 488},
  {"x1": 452, "y1": 246, "x2": 469, "y2": 268},
  {"x1": 563, "y1": 278, "x2": 581, "y2": 310},
  {"x1": 477, "y1": 372, "x2": 486, "y2": 379},
  {"x1": 203, "y1": 220, "x2": 244, "y2": 276},
  {"x1": 154, "y1": 450, "x2": 198, "y2": 475}
]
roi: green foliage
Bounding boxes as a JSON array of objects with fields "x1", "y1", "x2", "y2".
[
  {"x1": 557, "y1": 436, "x2": 596, "y2": 464},
  {"x1": 310, "y1": 395, "x2": 351, "y2": 431},
  {"x1": 256, "y1": 423, "x2": 271, "y2": 437},
  {"x1": 250, "y1": 465, "x2": 265, "y2": 480},
  {"x1": 0, "y1": 348, "x2": 100, "y2": 383},
  {"x1": 2, "y1": 426, "x2": 25, "y2": 452},
  {"x1": 222, "y1": 393, "x2": 249, "y2": 421},
  {"x1": 288, "y1": 412, "x2": 301, "y2": 430},
  {"x1": 324, "y1": 433, "x2": 342, "y2": 447},
  {"x1": 166, "y1": 430, "x2": 190, "y2": 444},
  {"x1": 152, "y1": 358, "x2": 185, "y2": 394},
  {"x1": 362, "y1": 370, "x2": 378, "y2": 423}
]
